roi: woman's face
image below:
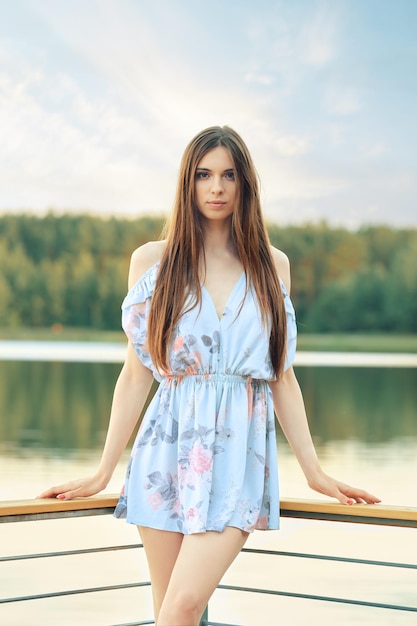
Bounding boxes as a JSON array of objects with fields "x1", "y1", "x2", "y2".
[{"x1": 194, "y1": 146, "x2": 237, "y2": 222}]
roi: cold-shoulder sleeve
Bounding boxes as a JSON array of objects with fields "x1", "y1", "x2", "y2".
[
  {"x1": 121, "y1": 262, "x2": 160, "y2": 377},
  {"x1": 280, "y1": 279, "x2": 297, "y2": 371}
]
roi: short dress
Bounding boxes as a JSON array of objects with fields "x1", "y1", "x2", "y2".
[{"x1": 114, "y1": 262, "x2": 297, "y2": 534}]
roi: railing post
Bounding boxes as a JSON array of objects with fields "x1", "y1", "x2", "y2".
[{"x1": 199, "y1": 605, "x2": 208, "y2": 626}]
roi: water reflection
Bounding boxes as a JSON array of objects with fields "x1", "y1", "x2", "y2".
[
  {"x1": 2, "y1": 359, "x2": 416, "y2": 626},
  {"x1": 296, "y1": 366, "x2": 417, "y2": 443},
  {"x1": 0, "y1": 361, "x2": 416, "y2": 454},
  {"x1": 0, "y1": 361, "x2": 121, "y2": 453}
]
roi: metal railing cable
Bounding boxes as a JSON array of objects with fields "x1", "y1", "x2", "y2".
[
  {"x1": 0, "y1": 581, "x2": 151, "y2": 605},
  {"x1": 0, "y1": 543, "x2": 141, "y2": 563},
  {"x1": 216, "y1": 583, "x2": 417, "y2": 613},
  {"x1": 1, "y1": 498, "x2": 416, "y2": 621},
  {"x1": 2, "y1": 541, "x2": 416, "y2": 612},
  {"x1": 2, "y1": 542, "x2": 416, "y2": 571},
  {"x1": 241, "y1": 547, "x2": 417, "y2": 570}
]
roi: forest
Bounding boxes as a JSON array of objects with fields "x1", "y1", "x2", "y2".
[{"x1": 1, "y1": 213, "x2": 416, "y2": 334}]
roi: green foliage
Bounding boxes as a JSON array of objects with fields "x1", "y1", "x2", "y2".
[
  {"x1": 0, "y1": 212, "x2": 165, "y2": 329},
  {"x1": 268, "y1": 221, "x2": 417, "y2": 333},
  {"x1": 0, "y1": 213, "x2": 416, "y2": 333}
]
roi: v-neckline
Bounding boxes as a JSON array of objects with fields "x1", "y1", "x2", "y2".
[{"x1": 202, "y1": 272, "x2": 245, "y2": 322}]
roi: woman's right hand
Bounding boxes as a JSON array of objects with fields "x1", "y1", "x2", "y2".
[{"x1": 37, "y1": 473, "x2": 108, "y2": 501}]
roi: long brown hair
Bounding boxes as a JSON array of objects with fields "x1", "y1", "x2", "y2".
[{"x1": 147, "y1": 125, "x2": 287, "y2": 378}]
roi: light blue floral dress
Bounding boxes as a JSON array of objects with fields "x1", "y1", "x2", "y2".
[{"x1": 114, "y1": 262, "x2": 297, "y2": 534}]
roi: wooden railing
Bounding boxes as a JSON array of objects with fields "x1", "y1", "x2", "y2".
[{"x1": 1, "y1": 495, "x2": 417, "y2": 527}]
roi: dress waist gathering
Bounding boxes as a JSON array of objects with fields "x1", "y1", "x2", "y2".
[{"x1": 162, "y1": 372, "x2": 265, "y2": 386}]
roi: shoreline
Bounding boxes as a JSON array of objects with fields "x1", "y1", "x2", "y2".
[
  {"x1": 1, "y1": 329, "x2": 417, "y2": 354},
  {"x1": 0, "y1": 340, "x2": 416, "y2": 366}
]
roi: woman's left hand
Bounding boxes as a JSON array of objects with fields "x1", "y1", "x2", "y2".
[{"x1": 307, "y1": 470, "x2": 381, "y2": 505}]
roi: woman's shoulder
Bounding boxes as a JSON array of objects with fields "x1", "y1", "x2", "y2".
[
  {"x1": 128, "y1": 240, "x2": 166, "y2": 288},
  {"x1": 270, "y1": 245, "x2": 291, "y2": 294}
]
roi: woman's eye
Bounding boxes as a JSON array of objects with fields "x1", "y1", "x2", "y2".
[
  {"x1": 224, "y1": 171, "x2": 235, "y2": 180},
  {"x1": 196, "y1": 171, "x2": 209, "y2": 179}
]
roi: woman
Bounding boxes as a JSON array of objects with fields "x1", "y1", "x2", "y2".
[{"x1": 39, "y1": 126, "x2": 380, "y2": 626}]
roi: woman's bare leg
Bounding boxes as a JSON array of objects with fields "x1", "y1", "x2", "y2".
[
  {"x1": 157, "y1": 526, "x2": 249, "y2": 626},
  {"x1": 138, "y1": 526, "x2": 184, "y2": 621}
]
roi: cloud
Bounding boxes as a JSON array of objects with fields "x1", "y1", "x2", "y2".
[
  {"x1": 300, "y1": 5, "x2": 340, "y2": 66},
  {"x1": 0, "y1": 0, "x2": 415, "y2": 227},
  {"x1": 325, "y1": 87, "x2": 361, "y2": 116},
  {"x1": 0, "y1": 50, "x2": 174, "y2": 212},
  {"x1": 0, "y1": 2, "x2": 279, "y2": 213},
  {"x1": 275, "y1": 135, "x2": 312, "y2": 156},
  {"x1": 359, "y1": 142, "x2": 389, "y2": 159},
  {"x1": 244, "y1": 73, "x2": 275, "y2": 86},
  {"x1": 28, "y1": 1, "x2": 274, "y2": 142}
]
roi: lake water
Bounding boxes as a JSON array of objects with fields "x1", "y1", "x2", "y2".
[{"x1": 1, "y1": 345, "x2": 417, "y2": 625}]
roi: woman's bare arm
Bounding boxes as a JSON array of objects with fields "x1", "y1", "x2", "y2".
[
  {"x1": 38, "y1": 349, "x2": 154, "y2": 500},
  {"x1": 269, "y1": 247, "x2": 380, "y2": 505},
  {"x1": 269, "y1": 369, "x2": 380, "y2": 505},
  {"x1": 38, "y1": 243, "x2": 163, "y2": 500}
]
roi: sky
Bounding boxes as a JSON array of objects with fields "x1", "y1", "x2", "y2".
[{"x1": 0, "y1": 0, "x2": 416, "y2": 228}]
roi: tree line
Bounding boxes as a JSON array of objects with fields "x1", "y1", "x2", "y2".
[{"x1": 1, "y1": 213, "x2": 416, "y2": 333}]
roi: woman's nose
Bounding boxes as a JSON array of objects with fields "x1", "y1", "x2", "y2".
[{"x1": 211, "y1": 175, "x2": 224, "y2": 193}]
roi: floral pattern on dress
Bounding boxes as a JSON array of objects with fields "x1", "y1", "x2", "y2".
[{"x1": 114, "y1": 263, "x2": 297, "y2": 534}]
